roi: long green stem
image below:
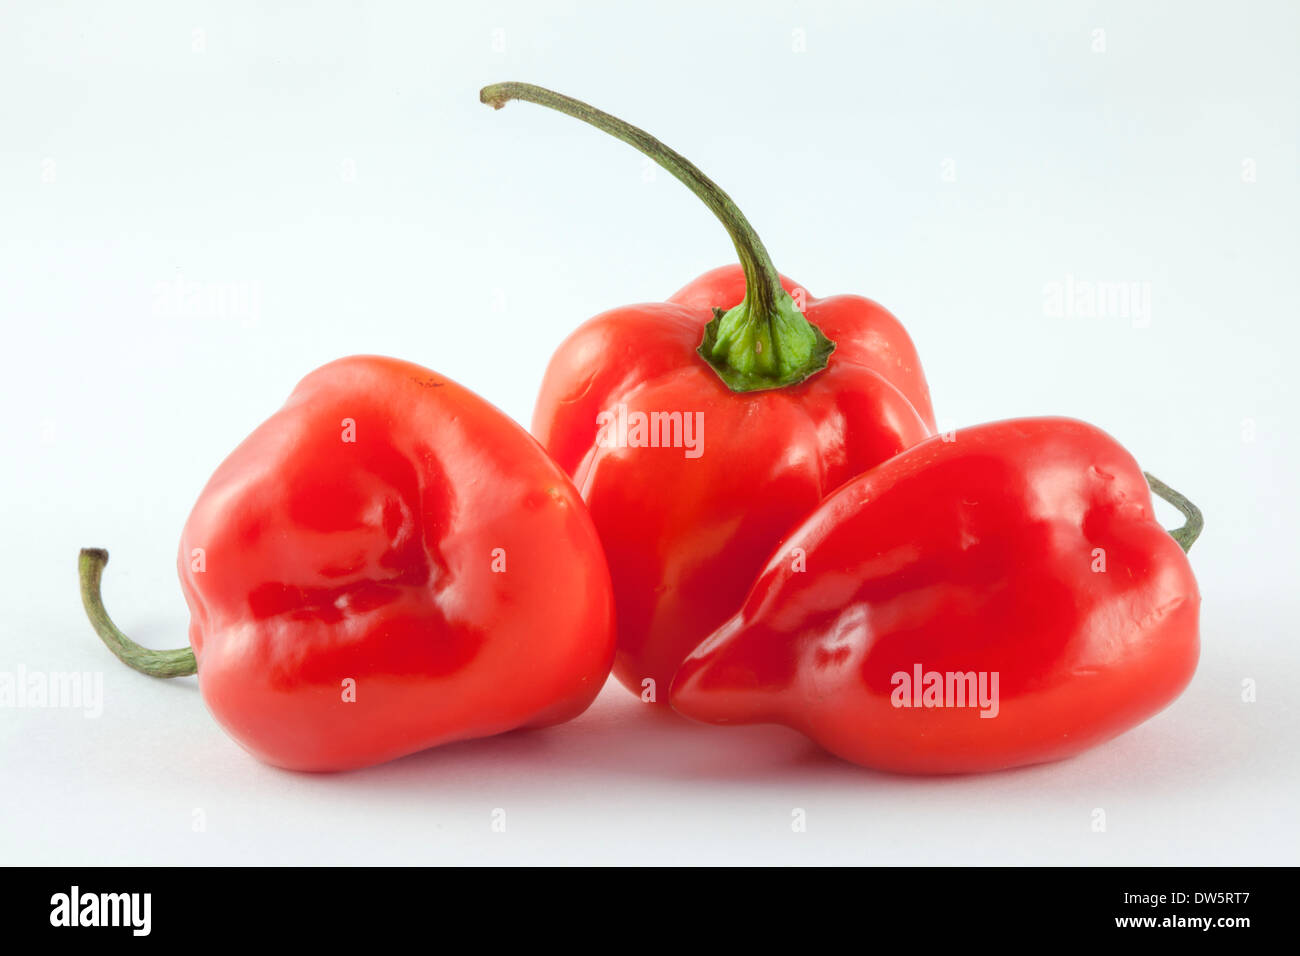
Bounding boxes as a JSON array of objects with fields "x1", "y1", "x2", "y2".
[
  {"x1": 1143, "y1": 474, "x2": 1204, "y2": 552},
  {"x1": 480, "y1": 81, "x2": 834, "y2": 392},
  {"x1": 79, "y1": 548, "x2": 196, "y2": 678},
  {"x1": 481, "y1": 82, "x2": 784, "y2": 314}
]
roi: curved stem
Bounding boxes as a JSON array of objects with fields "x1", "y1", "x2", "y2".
[
  {"x1": 480, "y1": 81, "x2": 784, "y2": 314},
  {"x1": 481, "y1": 81, "x2": 834, "y2": 393},
  {"x1": 1143, "y1": 473, "x2": 1204, "y2": 553},
  {"x1": 79, "y1": 548, "x2": 196, "y2": 678}
]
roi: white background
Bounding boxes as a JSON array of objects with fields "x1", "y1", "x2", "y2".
[{"x1": 2, "y1": 1, "x2": 1297, "y2": 864}]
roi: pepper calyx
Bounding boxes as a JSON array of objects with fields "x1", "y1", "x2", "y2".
[{"x1": 698, "y1": 290, "x2": 835, "y2": 392}]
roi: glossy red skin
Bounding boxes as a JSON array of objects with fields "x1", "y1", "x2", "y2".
[
  {"x1": 179, "y1": 356, "x2": 616, "y2": 771},
  {"x1": 533, "y1": 265, "x2": 935, "y2": 698},
  {"x1": 670, "y1": 418, "x2": 1201, "y2": 774}
]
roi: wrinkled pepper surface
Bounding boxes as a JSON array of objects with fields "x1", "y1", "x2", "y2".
[
  {"x1": 81, "y1": 356, "x2": 616, "y2": 771},
  {"x1": 671, "y1": 418, "x2": 1203, "y2": 774}
]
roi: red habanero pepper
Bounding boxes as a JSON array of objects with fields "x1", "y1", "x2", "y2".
[
  {"x1": 80, "y1": 356, "x2": 616, "y2": 772},
  {"x1": 482, "y1": 83, "x2": 935, "y2": 701},
  {"x1": 670, "y1": 418, "x2": 1204, "y2": 775}
]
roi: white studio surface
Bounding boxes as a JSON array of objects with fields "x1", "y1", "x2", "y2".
[{"x1": 1, "y1": 1, "x2": 1297, "y2": 865}]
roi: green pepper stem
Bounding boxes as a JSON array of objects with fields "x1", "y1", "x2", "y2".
[
  {"x1": 480, "y1": 81, "x2": 834, "y2": 393},
  {"x1": 79, "y1": 548, "x2": 196, "y2": 678},
  {"x1": 481, "y1": 82, "x2": 783, "y2": 314},
  {"x1": 1143, "y1": 473, "x2": 1204, "y2": 553}
]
